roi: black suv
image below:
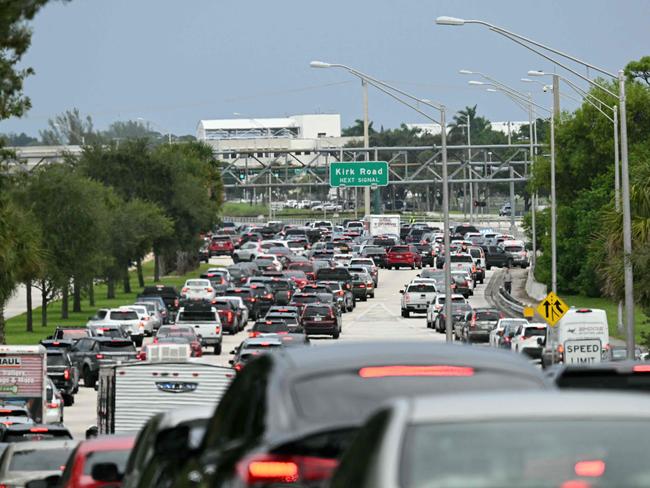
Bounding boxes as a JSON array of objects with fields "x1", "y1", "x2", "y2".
[
  {"x1": 50, "y1": 326, "x2": 90, "y2": 342},
  {"x1": 69, "y1": 337, "x2": 137, "y2": 388},
  {"x1": 138, "y1": 285, "x2": 180, "y2": 317},
  {"x1": 45, "y1": 348, "x2": 79, "y2": 406}
]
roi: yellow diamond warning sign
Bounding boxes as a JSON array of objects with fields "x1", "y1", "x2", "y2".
[{"x1": 537, "y1": 291, "x2": 569, "y2": 327}]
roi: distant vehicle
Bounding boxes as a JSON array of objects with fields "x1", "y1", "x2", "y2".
[
  {"x1": 511, "y1": 323, "x2": 548, "y2": 359},
  {"x1": 69, "y1": 337, "x2": 137, "y2": 388},
  {"x1": 482, "y1": 245, "x2": 515, "y2": 270},
  {"x1": 542, "y1": 308, "x2": 609, "y2": 368},
  {"x1": 499, "y1": 201, "x2": 512, "y2": 216},
  {"x1": 172, "y1": 303, "x2": 223, "y2": 354},
  {"x1": 50, "y1": 326, "x2": 90, "y2": 342},
  {"x1": 97, "y1": 362, "x2": 233, "y2": 435},
  {"x1": 365, "y1": 214, "x2": 400, "y2": 237},
  {"x1": 208, "y1": 234, "x2": 234, "y2": 256},
  {"x1": 459, "y1": 308, "x2": 502, "y2": 343},
  {"x1": 0, "y1": 439, "x2": 78, "y2": 487},
  {"x1": 180, "y1": 279, "x2": 217, "y2": 303},
  {"x1": 500, "y1": 239, "x2": 529, "y2": 268},
  {"x1": 400, "y1": 282, "x2": 437, "y2": 318},
  {"x1": 45, "y1": 378, "x2": 64, "y2": 424},
  {"x1": 0, "y1": 423, "x2": 72, "y2": 443},
  {"x1": 386, "y1": 245, "x2": 423, "y2": 270},
  {"x1": 301, "y1": 304, "x2": 341, "y2": 339},
  {"x1": 87, "y1": 308, "x2": 145, "y2": 347},
  {"x1": 45, "y1": 348, "x2": 79, "y2": 406},
  {"x1": 137, "y1": 285, "x2": 180, "y2": 318},
  {"x1": 489, "y1": 318, "x2": 529, "y2": 348}
]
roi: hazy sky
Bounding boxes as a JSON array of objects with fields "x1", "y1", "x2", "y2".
[{"x1": 2, "y1": 0, "x2": 648, "y2": 137}]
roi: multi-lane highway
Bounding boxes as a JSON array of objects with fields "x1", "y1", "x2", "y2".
[{"x1": 63, "y1": 256, "x2": 498, "y2": 439}]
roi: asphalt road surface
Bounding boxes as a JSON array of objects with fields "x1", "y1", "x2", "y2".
[{"x1": 63, "y1": 257, "x2": 497, "y2": 438}]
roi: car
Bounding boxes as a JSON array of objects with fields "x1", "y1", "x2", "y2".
[
  {"x1": 87, "y1": 308, "x2": 145, "y2": 347},
  {"x1": 301, "y1": 303, "x2": 341, "y2": 339},
  {"x1": 500, "y1": 239, "x2": 529, "y2": 268},
  {"x1": 200, "y1": 269, "x2": 231, "y2": 295},
  {"x1": 349, "y1": 258, "x2": 379, "y2": 285},
  {"x1": 86, "y1": 324, "x2": 129, "y2": 339},
  {"x1": 45, "y1": 348, "x2": 79, "y2": 406},
  {"x1": 134, "y1": 296, "x2": 170, "y2": 325},
  {"x1": 349, "y1": 272, "x2": 369, "y2": 302},
  {"x1": 127, "y1": 304, "x2": 156, "y2": 336},
  {"x1": 217, "y1": 296, "x2": 249, "y2": 328},
  {"x1": 45, "y1": 379, "x2": 64, "y2": 424},
  {"x1": 249, "y1": 319, "x2": 292, "y2": 338},
  {"x1": 386, "y1": 245, "x2": 423, "y2": 270},
  {"x1": 69, "y1": 337, "x2": 137, "y2": 388},
  {"x1": 121, "y1": 407, "x2": 213, "y2": 488},
  {"x1": 400, "y1": 281, "x2": 437, "y2": 318},
  {"x1": 0, "y1": 406, "x2": 32, "y2": 427},
  {"x1": 176, "y1": 342, "x2": 549, "y2": 488},
  {"x1": 460, "y1": 308, "x2": 502, "y2": 343},
  {"x1": 489, "y1": 318, "x2": 529, "y2": 347},
  {"x1": 434, "y1": 301, "x2": 473, "y2": 334},
  {"x1": 133, "y1": 301, "x2": 164, "y2": 331},
  {"x1": 253, "y1": 254, "x2": 283, "y2": 272},
  {"x1": 232, "y1": 241, "x2": 262, "y2": 262},
  {"x1": 208, "y1": 235, "x2": 234, "y2": 256},
  {"x1": 497, "y1": 321, "x2": 524, "y2": 349},
  {"x1": 468, "y1": 246, "x2": 486, "y2": 284},
  {"x1": 316, "y1": 280, "x2": 354, "y2": 313},
  {"x1": 174, "y1": 302, "x2": 223, "y2": 353},
  {"x1": 426, "y1": 293, "x2": 466, "y2": 329},
  {"x1": 137, "y1": 285, "x2": 180, "y2": 319},
  {"x1": 228, "y1": 337, "x2": 285, "y2": 372},
  {"x1": 348, "y1": 267, "x2": 375, "y2": 299},
  {"x1": 59, "y1": 435, "x2": 135, "y2": 488},
  {"x1": 180, "y1": 279, "x2": 217, "y2": 303},
  {"x1": 510, "y1": 323, "x2": 548, "y2": 359},
  {"x1": 359, "y1": 245, "x2": 387, "y2": 268},
  {"x1": 499, "y1": 201, "x2": 512, "y2": 216},
  {"x1": 451, "y1": 270, "x2": 473, "y2": 298},
  {"x1": 330, "y1": 391, "x2": 650, "y2": 488},
  {"x1": 0, "y1": 440, "x2": 78, "y2": 487},
  {"x1": 482, "y1": 245, "x2": 514, "y2": 270},
  {"x1": 49, "y1": 327, "x2": 90, "y2": 343}
]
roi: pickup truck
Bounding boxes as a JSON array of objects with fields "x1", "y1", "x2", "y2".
[
  {"x1": 69, "y1": 337, "x2": 138, "y2": 388},
  {"x1": 175, "y1": 303, "x2": 223, "y2": 355},
  {"x1": 482, "y1": 246, "x2": 514, "y2": 270},
  {"x1": 400, "y1": 282, "x2": 437, "y2": 318}
]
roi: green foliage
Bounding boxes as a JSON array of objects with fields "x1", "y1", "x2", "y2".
[
  {"x1": 39, "y1": 108, "x2": 98, "y2": 145},
  {"x1": 341, "y1": 119, "x2": 376, "y2": 137},
  {"x1": 626, "y1": 56, "x2": 650, "y2": 86}
]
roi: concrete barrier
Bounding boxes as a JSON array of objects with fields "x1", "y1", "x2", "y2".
[{"x1": 525, "y1": 266, "x2": 548, "y2": 302}]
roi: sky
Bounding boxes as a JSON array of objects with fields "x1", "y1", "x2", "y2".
[{"x1": 2, "y1": 0, "x2": 649, "y2": 138}]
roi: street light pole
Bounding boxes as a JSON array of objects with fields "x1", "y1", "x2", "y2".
[
  {"x1": 362, "y1": 79, "x2": 371, "y2": 217},
  {"x1": 437, "y1": 15, "x2": 636, "y2": 359}
]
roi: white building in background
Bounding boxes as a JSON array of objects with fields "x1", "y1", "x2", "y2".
[
  {"x1": 406, "y1": 121, "x2": 527, "y2": 138},
  {"x1": 197, "y1": 114, "x2": 358, "y2": 162}
]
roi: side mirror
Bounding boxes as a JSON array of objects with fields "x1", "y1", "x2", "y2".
[
  {"x1": 416, "y1": 274, "x2": 421, "y2": 277},
  {"x1": 399, "y1": 290, "x2": 404, "y2": 294},
  {"x1": 537, "y1": 337, "x2": 545, "y2": 346},
  {"x1": 497, "y1": 330, "x2": 504, "y2": 336},
  {"x1": 228, "y1": 359, "x2": 234, "y2": 365},
  {"x1": 230, "y1": 349, "x2": 236, "y2": 354},
  {"x1": 91, "y1": 462, "x2": 122, "y2": 483}
]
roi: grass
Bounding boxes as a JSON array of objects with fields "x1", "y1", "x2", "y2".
[
  {"x1": 562, "y1": 293, "x2": 649, "y2": 344},
  {"x1": 5, "y1": 260, "x2": 216, "y2": 345}
]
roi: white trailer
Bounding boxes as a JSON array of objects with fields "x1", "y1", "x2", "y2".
[
  {"x1": 97, "y1": 360, "x2": 233, "y2": 434},
  {"x1": 365, "y1": 214, "x2": 400, "y2": 237},
  {"x1": 0, "y1": 346, "x2": 47, "y2": 423}
]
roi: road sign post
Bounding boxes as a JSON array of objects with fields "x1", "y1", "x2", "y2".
[{"x1": 329, "y1": 161, "x2": 389, "y2": 188}]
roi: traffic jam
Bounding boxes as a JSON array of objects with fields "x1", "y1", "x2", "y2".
[{"x1": 1, "y1": 215, "x2": 648, "y2": 488}]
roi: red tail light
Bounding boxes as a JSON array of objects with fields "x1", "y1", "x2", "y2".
[
  {"x1": 633, "y1": 365, "x2": 650, "y2": 373},
  {"x1": 227, "y1": 311, "x2": 234, "y2": 323},
  {"x1": 95, "y1": 354, "x2": 104, "y2": 359},
  {"x1": 30, "y1": 427, "x2": 49, "y2": 433},
  {"x1": 182, "y1": 287, "x2": 189, "y2": 293},
  {"x1": 265, "y1": 293, "x2": 273, "y2": 299},
  {"x1": 359, "y1": 284, "x2": 366, "y2": 288},
  {"x1": 236, "y1": 454, "x2": 338, "y2": 484},
  {"x1": 63, "y1": 369, "x2": 70, "y2": 381},
  {"x1": 249, "y1": 332, "x2": 260, "y2": 338},
  {"x1": 234, "y1": 363, "x2": 243, "y2": 371},
  {"x1": 359, "y1": 365, "x2": 474, "y2": 378},
  {"x1": 47, "y1": 402, "x2": 58, "y2": 409},
  {"x1": 174, "y1": 299, "x2": 180, "y2": 307}
]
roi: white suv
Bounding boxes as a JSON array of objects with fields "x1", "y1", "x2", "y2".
[
  {"x1": 511, "y1": 323, "x2": 548, "y2": 360},
  {"x1": 87, "y1": 307, "x2": 145, "y2": 346}
]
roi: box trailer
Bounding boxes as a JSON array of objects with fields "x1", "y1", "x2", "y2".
[
  {"x1": 365, "y1": 214, "x2": 400, "y2": 237},
  {"x1": 0, "y1": 346, "x2": 47, "y2": 423},
  {"x1": 97, "y1": 360, "x2": 233, "y2": 434}
]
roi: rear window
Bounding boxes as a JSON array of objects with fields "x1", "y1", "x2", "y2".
[
  {"x1": 292, "y1": 295, "x2": 319, "y2": 304},
  {"x1": 363, "y1": 246, "x2": 386, "y2": 254},
  {"x1": 523, "y1": 327, "x2": 546, "y2": 337},
  {"x1": 83, "y1": 448, "x2": 131, "y2": 476},
  {"x1": 476, "y1": 311, "x2": 501, "y2": 321},
  {"x1": 59, "y1": 329, "x2": 89, "y2": 339},
  {"x1": 400, "y1": 420, "x2": 650, "y2": 488},
  {"x1": 389, "y1": 246, "x2": 409, "y2": 253},
  {"x1": 289, "y1": 263, "x2": 314, "y2": 272},
  {"x1": 99, "y1": 342, "x2": 136, "y2": 352},
  {"x1": 46, "y1": 354, "x2": 67, "y2": 367},
  {"x1": 5, "y1": 429, "x2": 72, "y2": 443},
  {"x1": 292, "y1": 369, "x2": 542, "y2": 423},
  {"x1": 265, "y1": 314, "x2": 298, "y2": 325},
  {"x1": 315, "y1": 269, "x2": 351, "y2": 281},
  {"x1": 469, "y1": 249, "x2": 482, "y2": 258},
  {"x1": 186, "y1": 280, "x2": 209, "y2": 287},
  {"x1": 505, "y1": 246, "x2": 524, "y2": 252},
  {"x1": 303, "y1": 306, "x2": 332, "y2": 316},
  {"x1": 373, "y1": 238, "x2": 396, "y2": 247},
  {"x1": 212, "y1": 236, "x2": 230, "y2": 241},
  {"x1": 450, "y1": 255, "x2": 474, "y2": 263},
  {"x1": 407, "y1": 285, "x2": 436, "y2": 293},
  {"x1": 227, "y1": 289, "x2": 251, "y2": 297},
  {"x1": 110, "y1": 311, "x2": 138, "y2": 321},
  {"x1": 253, "y1": 322, "x2": 290, "y2": 333},
  {"x1": 178, "y1": 311, "x2": 216, "y2": 322},
  {"x1": 9, "y1": 447, "x2": 75, "y2": 470}
]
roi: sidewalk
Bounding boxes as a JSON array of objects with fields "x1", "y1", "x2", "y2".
[{"x1": 5, "y1": 285, "x2": 43, "y2": 320}]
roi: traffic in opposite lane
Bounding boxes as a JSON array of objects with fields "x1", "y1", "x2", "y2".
[{"x1": 1, "y1": 218, "x2": 646, "y2": 488}]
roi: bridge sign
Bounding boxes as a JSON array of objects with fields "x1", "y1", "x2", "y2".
[
  {"x1": 329, "y1": 161, "x2": 389, "y2": 188},
  {"x1": 536, "y1": 291, "x2": 569, "y2": 327}
]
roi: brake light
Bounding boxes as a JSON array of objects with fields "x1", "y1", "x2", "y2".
[
  {"x1": 249, "y1": 332, "x2": 260, "y2": 338},
  {"x1": 174, "y1": 299, "x2": 179, "y2": 307},
  {"x1": 470, "y1": 318, "x2": 477, "y2": 329},
  {"x1": 47, "y1": 402, "x2": 58, "y2": 409},
  {"x1": 574, "y1": 460, "x2": 606, "y2": 477},
  {"x1": 30, "y1": 428, "x2": 49, "y2": 433},
  {"x1": 633, "y1": 365, "x2": 650, "y2": 373},
  {"x1": 52, "y1": 341, "x2": 60, "y2": 345},
  {"x1": 359, "y1": 365, "x2": 474, "y2": 378},
  {"x1": 250, "y1": 298, "x2": 257, "y2": 302},
  {"x1": 237, "y1": 454, "x2": 338, "y2": 484},
  {"x1": 265, "y1": 293, "x2": 273, "y2": 299},
  {"x1": 359, "y1": 284, "x2": 366, "y2": 288},
  {"x1": 182, "y1": 287, "x2": 189, "y2": 293},
  {"x1": 206, "y1": 287, "x2": 213, "y2": 293},
  {"x1": 215, "y1": 326, "x2": 221, "y2": 334},
  {"x1": 227, "y1": 311, "x2": 234, "y2": 323},
  {"x1": 63, "y1": 369, "x2": 70, "y2": 381},
  {"x1": 95, "y1": 354, "x2": 104, "y2": 359}
]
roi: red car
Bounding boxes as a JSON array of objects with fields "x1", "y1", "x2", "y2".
[
  {"x1": 209, "y1": 235, "x2": 234, "y2": 256},
  {"x1": 60, "y1": 435, "x2": 135, "y2": 488},
  {"x1": 386, "y1": 245, "x2": 423, "y2": 269}
]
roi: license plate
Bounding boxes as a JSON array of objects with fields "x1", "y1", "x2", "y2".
[
  {"x1": 394, "y1": 255, "x2": 403, "y2": 258},
  {"x1": 314, "y1": 316, "x2": 322, "y2": 322}
]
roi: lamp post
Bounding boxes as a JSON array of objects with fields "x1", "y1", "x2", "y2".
[
  {"x1": 436, "y1": 15, "x2": 635, "y2": 358},
  {"x1": 310, "y1": 60, "x2": 454, "y2": 342}
]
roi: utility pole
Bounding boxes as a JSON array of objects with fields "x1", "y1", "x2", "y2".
[
  {"x1": 551, "y1": 74, "x2": 560, "y2": 293},
  {"x1": 362, "y1": 80, "x2": 371, "y2": 217},
  {"x1": 467, "y1": 115, "x2": 473, "y2": 223}
]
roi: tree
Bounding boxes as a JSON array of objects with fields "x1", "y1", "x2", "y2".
[
  {"x1": 447, "y1": 105, "x2": 496, "y2": 145},
  {"x1": 342, "y1": 119, "x2": 376, "y2": 137},
  {"x1": 626, "y1": 56, "x2": 650, "y2": 86},
  {"x1": 0, "y1": 132, "x2": 39, "y2": 146},
  {"x1": 40, "y1": 108, "x2": 98, "y2": 145}
]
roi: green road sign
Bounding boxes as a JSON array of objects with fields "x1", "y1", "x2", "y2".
[{"x1": 329, "y1": 161, "x2": 389, "y2": 188}]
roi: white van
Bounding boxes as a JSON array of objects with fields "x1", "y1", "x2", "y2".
[{"x1": 542, "y1": 308, "x2": 609, "y2": 367}]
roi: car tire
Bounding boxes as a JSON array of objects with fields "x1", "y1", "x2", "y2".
[
  {"x1": 214, "y1": 343, "x2": 222, "y2": 355},
  {"x1": 83, "y1": 367, "x2": 96, "y2": 388},
  {"x1": 403, "y1": 309, "x2": 410, "y2": 318},
  {"x1": 133, "y1": 336, "x2": 143, "y2": 348},
  {"x1": 486, "y1": 265, "x2": 492, "y2": 270},
  {"x1": 63, "y1": 394, "x2": 74, "y2": 407},
  {"x1": 361, "y1": 296, "x2": 367, "y2": 302},
  {"x1": 333, "y1": 329, "x2": 340, "y2": 339}
]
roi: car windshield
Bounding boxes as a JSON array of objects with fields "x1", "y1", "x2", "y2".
[
  {"x1": 266, "y1": 314, "x2": 298, "y2": 325},
  {"x1": 83, "y1": 448, "x2": 131, "y2": 475},
  {"x1": 303, "y1": 306, "x2": 332, "y2": 316},
  {"x1": 9, "y1": 447, "x2": 74, "y2": 471},
  {"x1": 59, "y1": 329, "x2": 88, "y2": 339},
  {"x1": 253, "y1": 322, "x2": 290, "y2": 333},
  {"x1": 408, "y1": 285, "x2": 436, "y2": 293},
  {"x1": 363, "y1": 247, "x2": 386, "y2": 254},
  {"x1": 523, "y1": 327, "x2": 546, "y2": 337},
  {"x1": 158, "y1": 327, "x2": 194, "y2": 337},
  {"x1": 389, "y1": 246, "x2": 409, "y2": 253},
  {"x1": 292, "y1": 295, "x2": 319, "y2": 304},
  {"x1": 109, "y1": 311, "x2": 138, "y2": 321},
  {"x1": 316, "y1": 269, "x2": 351, "y2": 281},
  {"x1": 476, "y1": 311, "x2": 501, "y2": 321},
  {"x1": 470, "y1": 249, "x2": 482, "y2": 258},
  {"x1": 400, "y1": 420, "x2": 650, "y2": 488}
]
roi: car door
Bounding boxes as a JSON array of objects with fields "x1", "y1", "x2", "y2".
[
  {"x1": 69, "y1": 338, "x2": 90, "y2": 370},
  {"x1": 512, "y1": 326, "x2": 523, "y2": 351}
]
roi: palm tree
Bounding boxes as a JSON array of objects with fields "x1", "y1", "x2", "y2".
[{"x1": 447, "y1": 105, "x2": 492, "y2": 145}]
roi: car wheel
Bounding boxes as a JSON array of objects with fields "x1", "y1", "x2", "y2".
[
  {"x1": 83, "y1": 367, "x2": 96, "y2": 388},
  {"x1": 63, "y1": 394, "x2": 74, "y2": 407},
  {"x1": 361, "y1": 295, "x2": 367, "y2": 302},
  {"x1": 333, "y1": 329, "x2": 340, "y2": 339},
  {"x1": 214, "y1": 343, "x2": 222, "y2": 355},
  {"x1": 486, "y1": 265, "x2": 491, "y2": 270}
]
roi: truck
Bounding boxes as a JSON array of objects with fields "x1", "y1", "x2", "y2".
[
  {"x1": 365, "y1": 214, "x2": 400, "y2": 237},
  {"x1": 0, "y1": 346, "x2": 47, "y2": 423},
  {"x1": 97, "y1": 357, "x2": 233, "y2": 434},
  {"x1": 175, "y1": 302, "x2": 223, "y2": 355}
]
